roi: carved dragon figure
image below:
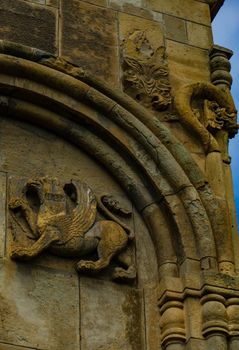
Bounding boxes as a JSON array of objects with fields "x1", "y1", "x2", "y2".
[
  {"x1": 9, "y1": 177, "x2": 136, "y2": 281},
  {"x1": 173, "y1": 82, "x2": 238, "y2": 154}
]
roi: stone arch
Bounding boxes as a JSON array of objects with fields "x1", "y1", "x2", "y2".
[{"x1": 0, "y1": 41, "x2": 234, "y2": 280}]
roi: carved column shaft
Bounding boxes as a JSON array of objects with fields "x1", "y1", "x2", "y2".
[
  {"x1": 201, "y1": 294, "x2": 228, "y2": 350},
  {"x1": 210, "y1": 45, "x2": 234, "y2": 162},
  {"x1": 209, "y1": 45, "x2": 239, "y2": 273},
  {"x1": 230, "y1": 337, "x2": 239, "y2": 350},
  {"x1": 207, "y1": 45, "x2": 237, "y2": 273},
  {"x1": 227, "y1": 298, "x2": 239, "y2": 348},
  {"x1": 210, "y1": 45, "x2": 233, "y2": 89},
  {"x1": 159, "y1": 300, "x2": 186, "y2": 349}
]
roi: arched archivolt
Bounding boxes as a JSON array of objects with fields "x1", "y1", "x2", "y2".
[{"x1": 0, "y1": 40, "x2": 234, "y2": 279}]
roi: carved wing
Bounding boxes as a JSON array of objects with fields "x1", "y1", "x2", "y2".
[{"x1": 57, "y1": 182, "x2": 97, "y2": 244}]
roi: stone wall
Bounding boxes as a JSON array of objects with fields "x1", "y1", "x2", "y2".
[
  {"x1": 0, "y1": 0, "x2": 214, "y2": 169},
  {"x1": 0, "y1": 1, "x2": 238, "y2": 350},
  {"x1": 0, "y1": 0, "x2": 212, "y2": 82}
]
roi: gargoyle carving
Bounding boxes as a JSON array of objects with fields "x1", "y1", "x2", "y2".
[
  {"x1": 174, "y1": 82, "x2": 238, "y2": 154},
  {"x1": 204, "y1": 100, "x2": 238, "y2": 137},
  {"x1": 121, "y1": 30, "x2": 171, "y2": 111},
  {"x1": 9, "y1": 177, "x2": 136, "y2": 281}
]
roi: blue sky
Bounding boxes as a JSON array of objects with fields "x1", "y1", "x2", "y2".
[{"x1": 212, "y1": 0, "x2": 239, "y2": 224}]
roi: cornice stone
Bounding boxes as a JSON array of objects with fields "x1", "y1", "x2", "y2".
[{"x1": 208, "y1": 0, "x2": 225, "y2": 20}]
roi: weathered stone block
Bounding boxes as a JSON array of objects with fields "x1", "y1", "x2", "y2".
[
  {"x1": 145, "y1": 0, "x2": 211, "y2": 25},
  {"x1": 0, "y1": 118, "x2": 124, "y2": 195},
  {"x1": 25, "y1": 0, "x2": 45, "y2": 4},
  {"x1": 0, "y1": 342, "x2": 36, "y2": 350},
  {"x1": 46, "y1": 0, "x2": 58, "y2": 7},
  {"x1": 144, "y1": 288, "x2": 161, "y2": 349},
  {"x1": 119, "y1": 12, "x2": 164, "y2": 45},
  {"x1": 164, "y1": 14, "x2": 187, "y2": 43},
  {"x1": 166, "y1": 40, "x2": 211, "y2": 90},
  {"x1": 184, "y1": 297, "x2": 202, "y2": 340},
  {"x1": 186, "y1": 338, "x2": 205, "y2": 350},
  {"x1": 109, "y1": 0, "x2": 153, "y2": 19},
  {"x1": 0, "y1": 172, "x2": 6, "y2": 258},
  {"x1": 61, "y1": 0, "x2": 118, "y2": 84},
  {"x1": 112, "y1": 0, "x2": 143, "y2": 6},
  {"x1": 187, "y1": 21, "x2": 213, "y2": 49},
  {"x1": 0, "y1": 260, "x2": 79, "y2": 349},
  {"x1": 80, "y1": 277, "x2": 143, "y2": 350},
  {"x1": 80, "y1": 0, "x2": 107, "y2": 6},
  {"x1": 134, "y1": 210, "x2": 158, "y2": 286},
  {"x1": 0, "y1": 0, "x2": 57, "y2": 54}
]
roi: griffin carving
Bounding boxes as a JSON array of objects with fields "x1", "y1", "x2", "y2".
[{"x1": 9, "y1": 177, "x2": 136, "y2": 281}]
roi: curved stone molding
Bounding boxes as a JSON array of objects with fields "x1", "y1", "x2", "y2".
[
  {"x1": 0, "y1": 41, "x2": 236, "y2": 277},
  {"x1": 38, "y1": 58, "x2": 235, "y2": 271},
  {"x1": 0, "y1": 39, "x2": 238, "y2": 350}
]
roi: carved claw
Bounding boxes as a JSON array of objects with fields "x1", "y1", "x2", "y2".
[
  {"x1": 76, "y1": 260, "x2": 96, "y2": 271},
  {"x1": 9, "y1": 198, "x2": 28, "y2": 211},
  {"x1": 10, "y1": 247, "x2": 32, "y2": 260},
  {"x1": 113, "y1": 266, "x2": 136, "y2": 281}
]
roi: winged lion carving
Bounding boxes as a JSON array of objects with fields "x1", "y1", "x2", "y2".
[{"x1": 9, "y1": 177, "x2": 136, "y2": 281}]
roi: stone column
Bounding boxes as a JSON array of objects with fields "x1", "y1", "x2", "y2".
[
  {"x1": 227, "y1": 298, "x2": 239, "y2": 349},
  {"x1": 159, "y1": 299, "x2": 186, "y2": 349},
  {"x1": 209, "y1": 45, "x2": 239, "y2": 273},
  {"x1": 210, "y1": 45, "x2": 233, "y2": 89},
  {"x1": 201, "y1": 294, "x2": 228, "y2": 350},
  {"x1": 210, "y1": 45, "x2": 233, "y2": 162}
]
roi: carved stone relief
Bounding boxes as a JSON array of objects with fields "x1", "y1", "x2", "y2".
[
  {"x1": 121, "y1": 30, "x2": 171, "y2": 111},
  {"x1": 191, "y1": 99, "x2": 238, "y2": 140},
  {"x1": 8, "y1": 176, "x2": 136, "y2": 281},
  {"x1": 174, "y1": 82, "x2": 238, "y2": 154},
  {"x1": 203, "y1": 100, "x2": 238, "y2": 137}
]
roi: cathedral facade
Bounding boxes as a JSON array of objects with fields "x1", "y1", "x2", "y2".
[{"x1": 0, "y1": 1, "x2": 238, "y2": 349}]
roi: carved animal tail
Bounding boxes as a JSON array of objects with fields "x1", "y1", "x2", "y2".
[{"x1": 96, "y1": 196, "x2": 134, "y2": 240}]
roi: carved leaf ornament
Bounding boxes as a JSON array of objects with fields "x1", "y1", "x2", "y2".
[{"x1": 122, "y1": 30, "x2": 171, "y2": 111}]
